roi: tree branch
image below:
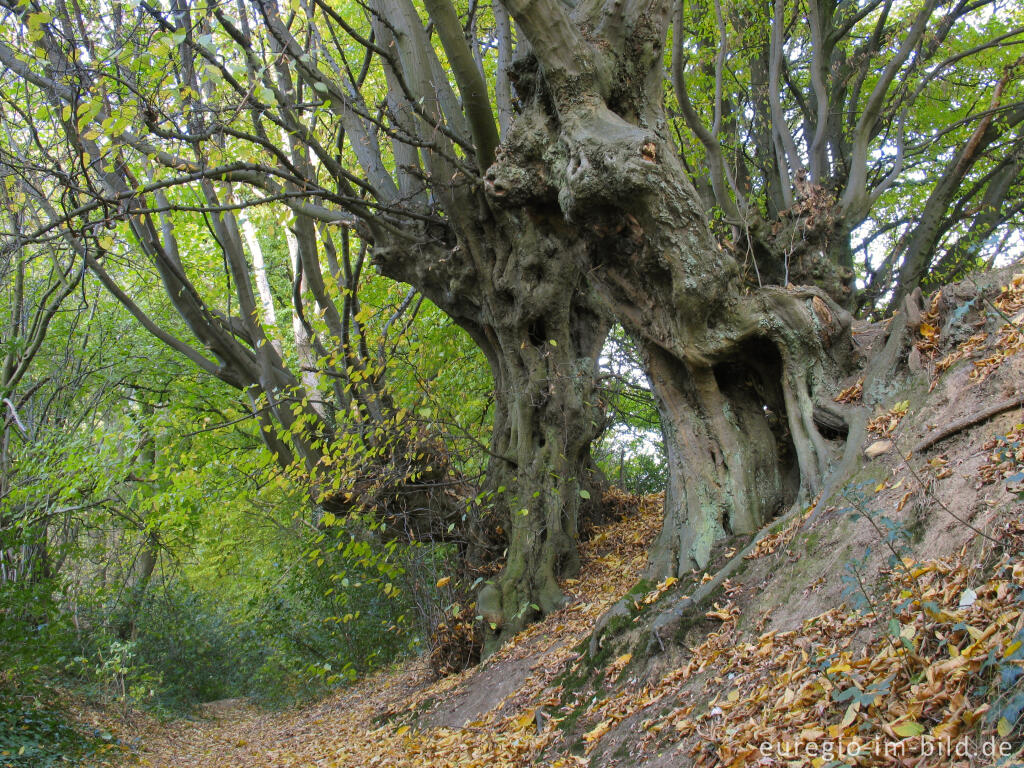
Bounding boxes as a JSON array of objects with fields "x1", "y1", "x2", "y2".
[
  {"x1": 423, "y1": 0, "x2": 499, "y2": 170},
  {"x1": 914, "y1": 392, "x2": 1024, "y2": 454},
  {"x1": 671, "y1": 5, "x2": 743, "y2": 223},
  {"x1": 841, "y1": 0, "x2": 937, "y2": 219}
]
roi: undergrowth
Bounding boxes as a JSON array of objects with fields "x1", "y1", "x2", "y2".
[{"x1": 0, "y1": 695, "x2": 104, "y2": 768}]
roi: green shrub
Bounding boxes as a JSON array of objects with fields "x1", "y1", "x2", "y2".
[
  {"x1": 59, "y1": 580, "x2": 262, "y2": 716},
  {"x1": 249, "y1": 533, "x2": 418, "y2": 706},
  {"x1": 0, "y1": 697, "x2": 102, "y2": 768},
  {"x1": 597, "y1": 446, "x2": 667, "y2": 496},
  {"x1": 129, "y1": 585, "x2": 260, "y2": 710},
  {"x1": 2, "y1": 528, "x2": 421, "y2": 717}
]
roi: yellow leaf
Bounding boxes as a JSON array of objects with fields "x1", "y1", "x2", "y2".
[
  {"x1": 892, "y1": 721, "x2": 925, "y2": 738},
  {"x1": 997, "y1": 717, "x2": 1013, "y2": 738},
  {"x1": 395, "y1": 725, "x2": 410, "y2": 737},
  {"x1": 515, "y1": 709, "x2": 536, "y2": 731},
  {"x1": 840, "y1": 702, "x2": 858, "y2": 728},
  {"x1": 609, "y1": 652, "x2": 632, "y2": 671},
  {"x1": 436, "y1": 576, "x2": 451, "y2": 588},
  {"x1": 896, "y1": 490, "x2": 914, "y2": 512},
  {"x1": 584, "y1": 719, "x2": 611, "y2": 742},
  {"x1": 727, "y1": 688, "x2": 739, "y2": 702}
]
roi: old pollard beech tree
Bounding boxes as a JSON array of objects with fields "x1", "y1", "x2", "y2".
[{"x1": 2, "y1": 0, "x2": 1020, "y2": 651}]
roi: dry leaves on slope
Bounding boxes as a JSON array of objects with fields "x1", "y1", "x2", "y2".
[
  {"x1": 619, "y1": 534, "x2": 1024, "y2": 767},
  {"x1": 934, "y1": 272, "x2": 1024, "y2": 381}
]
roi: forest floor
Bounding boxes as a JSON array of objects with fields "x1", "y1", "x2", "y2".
[{"x1": 95, "y1": 273, "x2": 1024, "y2": 767}]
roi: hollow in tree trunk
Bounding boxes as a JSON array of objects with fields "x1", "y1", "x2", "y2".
[{"x1": 490, "y1": 1, "x2": 856, "y2": 584}]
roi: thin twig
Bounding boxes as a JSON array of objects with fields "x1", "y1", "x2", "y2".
[
  {"x1": 2, "y1": 398, "x2": 28, "y2": 437},
  {"x1": 893, "y1": 436, "x2": 999, "y2": 544}
]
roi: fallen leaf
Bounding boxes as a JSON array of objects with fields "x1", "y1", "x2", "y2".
[{"x1": 892, "y1": 721, "x2": 925, "y2": 738}]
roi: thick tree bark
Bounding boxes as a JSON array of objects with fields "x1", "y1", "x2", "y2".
[
  {"x1": 643, "y1": 340, "x2": 800, "y2": 575},
  {"x1": 373, "y1": 204, "x2": 609, "y2": 651},
  {"x1": 476, "y1": 326, "x2": 605, "y2": 651},
  {"x1": 494, "y1": 0, "x2": 854, "y2": 583},
  {"x1": 473, "y1": 271, "x2": 607, "y2": 652}
]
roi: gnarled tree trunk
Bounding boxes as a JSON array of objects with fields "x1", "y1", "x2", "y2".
[
  {"x1": 374, "y1": 210, "x2": 609, "y2": 651},
  {"x1": 474, "y1": 253, "x2": 608, "y2": 651},
  {"x1": 493, "y1": 0, "x2": 855, "y2": 581}
]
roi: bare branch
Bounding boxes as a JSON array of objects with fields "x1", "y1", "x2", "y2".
[
  {"x1": 670, "y1": 5, "x2": 743, "y2": 223},
  {"x1": 493, "y1": 0, "x2": 514, "y2": 137},
  {"x1": 768, "y1": 0, "x2": 800, "y2": 207}
]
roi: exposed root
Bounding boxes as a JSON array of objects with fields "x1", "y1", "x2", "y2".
[{"x1": 913, "y1": 391, "x2": 1024, "y2": 454}]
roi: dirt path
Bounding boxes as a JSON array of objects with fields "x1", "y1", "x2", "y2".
[
  {"x1": 114, "y1": 493, "x2": 663, "y2": 768},
  {"x1": 127, "y1": 664, "x2": 434, "y2": 767}
]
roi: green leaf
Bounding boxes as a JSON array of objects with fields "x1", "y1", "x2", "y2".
[
  {"x1": 892, "y1": 721, "x2": 924, "y2": 738},
  {"x1": 27, "y1": 10, "x2": 53, "y2": 28}
]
